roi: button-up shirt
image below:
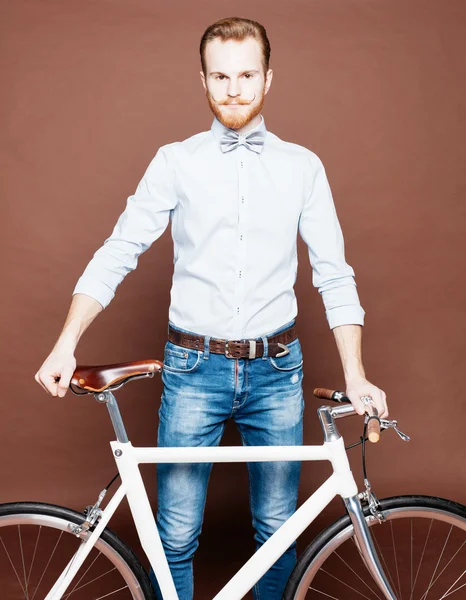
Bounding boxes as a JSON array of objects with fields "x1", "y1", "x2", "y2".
[{"x1": 73, "y1": 114, "x2": 365, "y2": 339}]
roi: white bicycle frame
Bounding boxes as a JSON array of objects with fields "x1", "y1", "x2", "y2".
[{"x1": 45, "y1": 390, "x2": 398, "y2": 600}]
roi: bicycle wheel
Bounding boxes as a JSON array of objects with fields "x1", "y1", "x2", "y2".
[
  {"x1": 283, "y1": 495, "x2": 466, "y2": 600},
  {"x1": 0, "y1": 502, "x2": 155, "y2": 599}
]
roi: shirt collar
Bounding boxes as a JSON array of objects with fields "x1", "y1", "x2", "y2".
[{"x1": 211, "y1": 113, "x2": 267, "y2": 145}]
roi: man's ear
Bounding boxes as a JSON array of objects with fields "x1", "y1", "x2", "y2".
[
  {"x1": 200, "y1": 70, "x2": 207, "y2": 91},
  {"x1": 265, "y1": 69, "x2": 273, "y2": 95}
]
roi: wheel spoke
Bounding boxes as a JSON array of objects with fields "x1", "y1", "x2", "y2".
[
  {"x1": 0, "y1": 534, "x2": 28, "y2": 596},
  {"x1": 410, "y1": 519, "x2": 413, "y2": 597},
  {"x1": 18, "y1": 525, "x2": 30, "y2": 599},
  {"x1": 371, "y1": 528, "x2": 399, "y2": 599},
  {"x1": 63, "y1": 550, "x2": 102, "y2": 598},
  {"x1": 320, "y1": 566, "x2": 377, "y2": 599},
  {"x1": 420, "y1": 540, "x2": 466, "y2": 600},
  {"x1": 334, "y1": 550, "x2": 382, "y2": 599},
  {"x1": 30, "y1": 530, "x2": 64, "y2": 600},
  {"x1": 63, "y1": 565, "x2": 118, "y2": 597},
  {"x1": 26, "y1": 525, "x2": 42, "y2": 589},
  {"x1": 308, "y1": 588, "x2": 340, "y2": 599},
  {"x1": 420, "y1": 525, "x2": 453, "y2": 600},
  {"x1": 409, "y1": 518, "x2": 433, "y2": 600},
  {"x1": 0, "y1": 510, "x2": 147, "y2": 599},
  {"x1": 438, "y1": 570, "x2": 466, "y2": 599},
  {"x1": 389, "y1": 519, "x2": 402, "y2": 599},
  {"x1": 94, "y1": 585, "x2": 129, "y2": 599},
  {"x1": 443, "y1": 581, "x2": 466, "y2": 598}
]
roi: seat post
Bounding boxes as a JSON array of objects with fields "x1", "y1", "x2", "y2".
[{"x1": 94, "y1": 391, "x2": 129, "y2": 443}]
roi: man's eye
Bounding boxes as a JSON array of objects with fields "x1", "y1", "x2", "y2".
[{"x1": 215, "y1": 74, "x2": 253, "y2": 80}]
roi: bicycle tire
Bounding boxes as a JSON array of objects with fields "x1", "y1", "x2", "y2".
[
  {"x1": 283, "y1": 495, "x2": 466, "y2": 600},
  {"x1": 0, "y1": 501, "x2": 156, "y2": 599}
]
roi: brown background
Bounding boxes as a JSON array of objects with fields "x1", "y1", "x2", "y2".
[{"x1": 1, "y1": 0, "x2": 465, "y2": 596}]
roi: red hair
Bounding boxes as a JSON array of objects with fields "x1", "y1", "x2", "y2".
[{"x1": 200, "y1": 17, "x2": 271, "y2": 76}]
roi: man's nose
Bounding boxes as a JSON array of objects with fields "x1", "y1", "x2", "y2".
[{"x1": 227, "y1": 78, "x2": 241, "y2": 97}]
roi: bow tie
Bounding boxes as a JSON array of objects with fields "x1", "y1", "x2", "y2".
[{"x1": 220, "y1": 128, "x2": 265, "y2": 154}]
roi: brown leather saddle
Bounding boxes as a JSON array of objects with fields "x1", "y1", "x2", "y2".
[{"x1": 71, "y1": 360, "x2": 163, "y2": 393}]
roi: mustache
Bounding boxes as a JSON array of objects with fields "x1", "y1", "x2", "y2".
[
  {"x1": 220, "y1": 99, "x2": 250, "y2": 105},
  {"x1": 210, "y1": 93, "x2": 257, "y2": 105}
]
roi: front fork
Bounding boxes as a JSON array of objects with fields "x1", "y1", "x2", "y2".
[
  {"x1": 344, "y1": 493, "x2": 397, "y2": 600},
  {"x1": 319, "y1": 405, "x2": 398, "y2": 600}
]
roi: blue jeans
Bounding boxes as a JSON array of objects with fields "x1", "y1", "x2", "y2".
[{"x1": 150, "y1": 319, "x2": 304, "y2": 600}]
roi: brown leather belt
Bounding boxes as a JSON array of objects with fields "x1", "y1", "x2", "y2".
[{"x1": 168, "y1": 323, "x2": 297, "y2": 359}]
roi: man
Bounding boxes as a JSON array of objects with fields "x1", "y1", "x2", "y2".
[{"x1": 35, "y1": 16, "x2": 388, "y2": 600}]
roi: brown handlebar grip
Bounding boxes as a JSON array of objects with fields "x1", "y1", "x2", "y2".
[
  {"x1": 313, "y1": 388, "x2": 336, "y2": 400},
  {"x1": 367, "y1": 416, "x2": 381, "y2": 443}
]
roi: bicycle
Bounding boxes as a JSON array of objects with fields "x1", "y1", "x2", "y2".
[{"x1": 2, "y1": 358, "x2": 465, "y2": 599}]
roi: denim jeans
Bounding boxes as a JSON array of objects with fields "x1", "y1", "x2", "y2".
[{"x1": 149, "y1": 319, "x2": 304, "y2": 600}]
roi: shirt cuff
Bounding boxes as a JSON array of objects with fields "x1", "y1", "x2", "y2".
[
  {"x1": 326, "y1": 304, "x2": 366, "y2": 329},
  {"x1": 72, "y1": 275, "x2": 116, "y2": 309}
]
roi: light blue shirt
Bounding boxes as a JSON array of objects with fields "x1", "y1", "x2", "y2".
[{"x1": 73, "y1": 114, "x2": 365, "y2": 339}]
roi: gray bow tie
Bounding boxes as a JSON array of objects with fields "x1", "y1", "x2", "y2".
[{"x1": 220, "y1": 128, "x2": 265, "y2": 154}]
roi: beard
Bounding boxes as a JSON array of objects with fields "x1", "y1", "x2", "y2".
[{"x1": 205, "y1": 86, "x2": 266, "y2": 130}]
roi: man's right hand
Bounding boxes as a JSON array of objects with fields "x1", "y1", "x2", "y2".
[
  {"x1": 34, "y1": 294, "x2": 103, "y2": 398},
  {"x1": 35, "y1": 351, "x2": 77, "y2": 397}
]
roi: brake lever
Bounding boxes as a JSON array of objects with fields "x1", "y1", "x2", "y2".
[{"x1": 380, "y1": 419, "x2": 411, "y2": 442}]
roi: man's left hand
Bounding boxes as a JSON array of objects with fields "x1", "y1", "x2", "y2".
[{"x1": 345, "y1": 378, "x2": 388, "y2": 418}]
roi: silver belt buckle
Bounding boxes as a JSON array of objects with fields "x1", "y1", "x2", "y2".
[
  {"x1": 224, "y1": 341, "x2": 235, "y2": 358},
  {"x1": 225, "y1": 339, "x2": 258, "y2": 359}
]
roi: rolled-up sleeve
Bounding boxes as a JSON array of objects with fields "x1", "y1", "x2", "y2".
[
  {"x1": 298, "y1": 153, "x2": 365, "y2": 329},
  {"x1": 73, "y1": 144, "x2": 177, "y2": 308}
]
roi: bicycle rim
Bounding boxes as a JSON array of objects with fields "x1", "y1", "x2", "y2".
[
  {"x1": 284, "y1": 495, "x2": 466, "y2": 600},
  {"x1": 0, "y1": 502, "x2": 153, "y2": 600}
]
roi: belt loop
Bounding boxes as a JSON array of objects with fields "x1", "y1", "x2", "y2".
[
  {"x1": 203, "y1": 335, "x2": 211, "y2": 360},
  {"x1": 261, "y1": 335, "x2": 268, "y2": 359}
]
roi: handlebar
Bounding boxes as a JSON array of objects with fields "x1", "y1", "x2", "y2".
[{"x1": 314, "y1": 387, "x2": 381, "y2": 443}]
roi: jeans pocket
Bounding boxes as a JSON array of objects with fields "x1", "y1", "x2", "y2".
[
  {"x1": 163, "y1": 341, "x2": 203, "y2": 373},
  {"x1": 268, "y1": 338, "x2": 303, "y2": 372}
]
